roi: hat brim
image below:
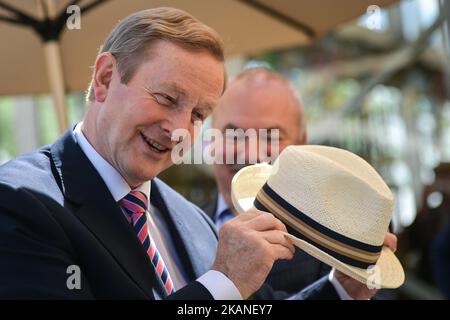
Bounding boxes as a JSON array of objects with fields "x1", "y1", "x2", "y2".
[{"x1": 231, "y1": 164, "x2": 405, "y2": 289}]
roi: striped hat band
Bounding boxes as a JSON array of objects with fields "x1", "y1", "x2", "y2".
[{"x1": 254, "y1": 183, "x2": 382, "y2": 269}]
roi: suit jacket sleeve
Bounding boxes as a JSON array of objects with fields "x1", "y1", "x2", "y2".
[
  {"x1": 432, "y1": 222, "x2": 450, "y2": 299},
  {"x1": 251, "y1": 275, "x2": 340, "y2": 300},
  {"x1": 0, "y1": 184, "x2": 95, "y2": 299},
  {"x1": 167, "y1": 281, "x2": 213, "y2": 300}
]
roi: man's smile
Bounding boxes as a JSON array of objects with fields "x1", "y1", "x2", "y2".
[{"x1": 139, "y1": 131, "x2": 170, "y2": 154}]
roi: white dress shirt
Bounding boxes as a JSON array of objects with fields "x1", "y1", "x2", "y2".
[
  {"x1": 73, "y1": 123, "x2": 242, "y2": 300},
  {"x1": 328, "y1": 268, "x2": 355, "y2": 300},
  {"x1": 214, "y1": 193, "x2": 355, "y2": 300}
]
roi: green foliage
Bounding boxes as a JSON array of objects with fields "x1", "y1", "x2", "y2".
[{"x1": 0, "y1": 98, "x2": 15, "y2": 157}]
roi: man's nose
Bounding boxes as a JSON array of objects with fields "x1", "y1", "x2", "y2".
[
  {"x1": 160, "y1": 110, "x2": 192, "y2": 141},
  {"x1": 236, "y1": 139, "x2": 264, "y2": 164},
  {"x1": 236, "y1": 134, "x2": 277, "y2": 164}
]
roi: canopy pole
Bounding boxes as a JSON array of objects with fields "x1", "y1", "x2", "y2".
[
  {"x1": 43, "y1": 40, "x2": 69, "y2": 133},
  {"x1": 39, "y1": 0, "x2": 68, "y2": 133}
]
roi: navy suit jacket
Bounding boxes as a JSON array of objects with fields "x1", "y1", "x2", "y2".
[
  {"x1": 0, "y1": 129, "x2": 338, "y2": 299},
  {"x1": 432, "y1": 221, "x2": 450, "y2": 299}
]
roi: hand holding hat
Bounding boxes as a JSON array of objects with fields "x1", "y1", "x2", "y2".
[
  {"x1": 211, "y1": 206, "x2": 295, "y2": 299},
  {"x1": 231, "y1": 145, "x2": 405, "y2": 289},
  {"x1": 334, "y1": 232, "x2": 398, "y2": 299}
]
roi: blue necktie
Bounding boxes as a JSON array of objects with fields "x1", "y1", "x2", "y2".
[{"x1": 216, "y1": 208, "x2": 235, "y2": 230}]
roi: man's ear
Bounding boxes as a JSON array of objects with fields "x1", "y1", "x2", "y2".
[{"x1": 92, "y1": 52, "x2": 115, "y2": 102}]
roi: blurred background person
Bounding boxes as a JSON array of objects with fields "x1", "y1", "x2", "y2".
[{"x1": 202, "y1": 68, "x2": 331, "y2": 295}]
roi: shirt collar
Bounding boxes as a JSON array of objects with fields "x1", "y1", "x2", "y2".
[{"x1": 73, "y1": 122, "x2": 151, "y2": 202}]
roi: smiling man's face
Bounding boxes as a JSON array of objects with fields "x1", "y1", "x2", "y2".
[{"x1": 89, "y1": 40, "x2": 225, "y2": 187}]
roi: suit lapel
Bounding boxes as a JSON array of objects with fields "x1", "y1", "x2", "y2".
[
  {"x1": 151, "y1": 180, "x2": 217, "y2": 279},
  {"x1": 150, "y1": 181, "x2": 196, "y2": 281},
  {"x1": 50, "y1": 129, "x2": 161, "y2": 299}
]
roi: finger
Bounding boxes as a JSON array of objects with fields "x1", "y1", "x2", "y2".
[
  {"x1": 237, "y1": 208, "x2": 261, "y2": 221},
  {"x1": 269, "y1": 243, "x2": 295, "y2": 261},
  {"x1": 260, "y1": 230, "x2": 295, "y2": 253},
  {"x1": 228, "y1": 209, "x2": 259, "y2": 223},
  {"x1": 383, "y1": 232, "x2": 397, "y2": 252},
  {"x1": 246, "y1": 213, "x2": 287, "y2": 232}
]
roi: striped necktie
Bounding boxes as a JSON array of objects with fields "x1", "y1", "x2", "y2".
[{"x1": 119, "y1": 191, "x2": 175, "y2": 296}]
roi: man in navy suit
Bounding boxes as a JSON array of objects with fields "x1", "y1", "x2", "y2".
[
  {"x1": 0, "y1": 7, "x2": 381, "y2": 299},
  {"x1": 204, "y1": 68, "x2": 399, "y2": 299},
  {"x1": 204, "y1": 68, "x2": 331, "y2": 295}
]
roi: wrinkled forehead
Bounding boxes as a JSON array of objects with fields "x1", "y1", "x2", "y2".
[{"x1": 136, "y1": 42, "x2": 226, "y2": 103}]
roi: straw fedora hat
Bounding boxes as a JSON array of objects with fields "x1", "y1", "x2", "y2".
[{"x1": 231, "y1": 145, "x2": 405, "y2": 288}]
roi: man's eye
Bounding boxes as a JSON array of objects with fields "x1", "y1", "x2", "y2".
[
  {"x1": 152, "y1": 93, "x2": 176, "y2": 107},
  {"x1": 191, "y1": 110, "x2": 205, "y2": 122}
]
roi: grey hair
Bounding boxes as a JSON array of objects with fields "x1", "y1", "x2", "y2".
[{"x1": 87, "y1": 7, "x2": 224, "y2": 102}]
